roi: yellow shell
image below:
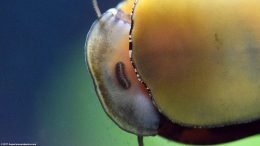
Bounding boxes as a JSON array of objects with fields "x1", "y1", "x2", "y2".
[{"x1": 132, "y1": 0, "x2": 260, "y2": 127}]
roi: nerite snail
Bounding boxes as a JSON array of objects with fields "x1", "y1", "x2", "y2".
[{"x1": 85, "y1": 0, "x2": 260, "y2": 145}]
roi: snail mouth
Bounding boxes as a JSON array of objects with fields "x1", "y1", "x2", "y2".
[{"x1": 86, "y1": 3, "x2": 161, "y2": 136}]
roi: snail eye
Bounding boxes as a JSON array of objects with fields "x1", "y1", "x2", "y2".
[{"x1": 86, "y1": 2, "x2": 159, "y2": 136}]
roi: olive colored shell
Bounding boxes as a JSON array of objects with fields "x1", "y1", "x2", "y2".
[{"x1": 132, "y1": 0, "x2": 260, "y2": 127}]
